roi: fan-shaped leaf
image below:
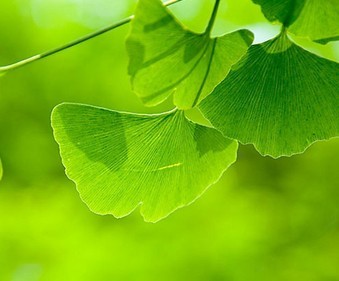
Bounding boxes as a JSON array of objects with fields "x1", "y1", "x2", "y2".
[
  {"x1": 253, "y1": 0, "x2": 339, "y2": 43},
  {"x1": 126, "y1": 0, "x2": 253, "y2": 109},
  {"x1": 199, "y1": 32, "x2": 339, "y2": 158},
  {"x1": 52, "y1": 103, "x2": 237, "y2": 222}
]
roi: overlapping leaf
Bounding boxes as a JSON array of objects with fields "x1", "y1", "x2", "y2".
[
  {"x1": 52, "y1": 103, "x2": 238, "y2": 222},
  {"x1": 199, "y1": 32, "x2": 339, "y2": 158},
  {"x1": 252, "y1": 0, "x2": 304, "y2": 24},
  {"x1": 253, "y1": 0, "x2": 339, "y2": 43},
  {"x1": 126, "y1": 0, "x2": 253, "y2": 109}
]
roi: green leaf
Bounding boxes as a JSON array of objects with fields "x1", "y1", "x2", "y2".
[
  {"x1": 199, "y1": 32, "x2": 339, "y2": 158},
  {"x1": 51, "y1": 103, "x2": 237, "y2": 222},
  {"x1": 288, "y1": 0, "x2": 339, "y2": 44},
  {"x1": 252, "y1": 0, "x2": 306, "y2": 25},
  {"x1": 126, "y1": 0, "x2": 253, "y2": 110},
  {"x1": 253, "y1": 0, "x2": 339, "y2": 43}
]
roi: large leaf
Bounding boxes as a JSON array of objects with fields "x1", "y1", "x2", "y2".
[
  {"x1": 126, "y1": 0, "x2": 253, "y2": 109},
  {"x1": 199, "y1": 32, "x2": 339, "y2": 158},
  {"x1": 52, "y1": 103, "x2": 237, "y2": 222},
  {"x1": 253, "y1": 0, "x2": 339, "y2": 43}
]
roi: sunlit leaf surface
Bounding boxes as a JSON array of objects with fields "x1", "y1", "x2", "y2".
[
  {"x1": 126, "y1": 0, "x2": 253, "y2": 109},
  {"x1": 253, "y1": 0, "x2": 339, "y2": 43},
  {"x1": 200, "y1": 32, "x2": 339, "y2": 158},
  {"x1": 52, "y1": 103, "x2": 237, "y2": 222}
]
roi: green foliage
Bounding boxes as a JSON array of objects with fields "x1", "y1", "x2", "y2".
[
  {"x1": 289, "y1": 0, "x2": 339, "y2": 43},
  {"x1": 252, "y1": 0, "x2": 305, "y2": 25},
  {"x1": 253, "y1": 0, "x2": 339, "y2": 43},
  {"x1": 49, "y1": 0, "x2": 338, "y2": 219},
  {"x1": 51, "y1": 103, "x2": 237, "y2": 222},
  {"x1": 1, "y1": 0, "x2": 339, "y2": 278},
  {"x1": 126, "y1": 0, "x2": 253, "y2": 109},
  {"x1": 1, "y1": 0, "x2": 338, "y2": 221},
  {"x1": 199, "y1": 32, "x2": 339, "y2": 157}
]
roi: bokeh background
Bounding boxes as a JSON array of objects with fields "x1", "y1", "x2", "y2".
[{"x1": 1, "y1": 0, "x2": 339, "y2": 280}]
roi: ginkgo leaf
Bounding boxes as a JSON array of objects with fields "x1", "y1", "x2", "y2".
[
  {"x1": 126, "y1": 0, "x2": 253, "y2": 110},
  {"x1": 199, "y1": 32, "x2": 339, "y2": 158},
  {"x1": 253, "y1": 0, "x2": 339, "y2": 43},
  {"x1": 252, "y1": 0, "x2": 305, "y2": 25},
  {"x1": 51, "y1": 103, "x2": 237, "y2": 222},
  {"x1": 288, "y1": 0, "x2": 339, "y2": 44}
]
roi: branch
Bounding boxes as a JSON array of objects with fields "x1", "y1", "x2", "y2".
[{"x1": 0, "y1": 0, "x2": 183, "y2": 74}]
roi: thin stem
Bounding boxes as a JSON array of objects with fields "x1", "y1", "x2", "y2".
[
  {"x1": 190, "y1": 0, "x2": 221, "y2": 108},
  {"x1": 192, "y1": 39, "x2": 217, "y2": 108},
  {"x1": 0, "y1": 0, "x2": 183, "y2": 74},
  {"x1": 40, "y1": 16, "x2": 133, "y2": 60},
  {"x1": 0, "y1": 16, "x2": 132, "y2": 73},
  {"x1": 206, "y1": 0, "x2": 221, "y2": 34}
]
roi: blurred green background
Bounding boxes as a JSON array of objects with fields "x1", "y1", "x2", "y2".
[{"x1": 1, "y1": 0, "x2": 339, "y2": 280}]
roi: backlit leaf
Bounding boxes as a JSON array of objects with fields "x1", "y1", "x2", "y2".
[
  {"x1": 126, "y1": 0, "x2": 253, "y2": 109},
  {"x1": 199, "y1": 32, "x2": 339, "y2": 158},
  {"x1": 253, "y1": 0, "x2": 339, "y2": 43},
  {"x1": 252, "y1": 0, "x2": 304, "y2": 24},
  {"x1": 288, "y1": 0, "x2": 339, "y2": 44},
  {"x1": 52, "y1": 103, "x2": 237, "y2": 222}
]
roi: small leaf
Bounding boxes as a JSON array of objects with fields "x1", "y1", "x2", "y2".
[
  {"x1": 199, "y1": 32, "x2": 339, "y2": 158},
  {"x1": 52, "y1": 103, "x2": 237, "y2": 222},
  {"x1": 126, "y1": 0, "x2": 253, "y2": 109},
  {"x1": 253, "y1": 0, "x2": 339, "y2": 43}
]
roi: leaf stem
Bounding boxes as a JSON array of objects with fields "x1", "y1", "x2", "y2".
[
  {"x1": 206, "y1": 0, "x2": 221, "y2": 34},
  {"x1": 192, "y1": 39, "x2": 217, "y2": 108},
  {"x1": 0, "y1": 0, "x2": 183, "y2": 74},
  {"x1": 191, "y1": 0, "x2": 221, "y2": 108}
]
